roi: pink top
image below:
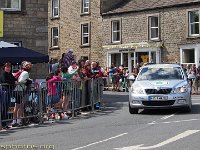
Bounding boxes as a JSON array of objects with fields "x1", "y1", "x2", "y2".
[{"x1": 47, "y1": 76, "x2": 62, "y2": 96}]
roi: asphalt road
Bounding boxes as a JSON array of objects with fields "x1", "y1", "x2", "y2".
[{"x1": 0, "y1": 91, "x2": 200, "y2": 150}]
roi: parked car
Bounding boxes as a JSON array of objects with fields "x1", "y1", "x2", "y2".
[{"x1": 129, "y1": 64, "x2": 192, "y2": 114}]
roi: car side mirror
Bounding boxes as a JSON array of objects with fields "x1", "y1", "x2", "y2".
[{"x1": 127, "y1": 76, "x2": 135, "y2": 87}]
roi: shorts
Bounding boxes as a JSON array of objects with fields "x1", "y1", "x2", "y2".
[
  {"x1": 46, "y1": 95, "x2": 60, "y2": 106},
  {"x1": 12, "y1": 91, "x2": 24, "y2": 104}
]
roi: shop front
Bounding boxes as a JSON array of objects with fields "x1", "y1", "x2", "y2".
[{"x1": 104, "y1": 42, "x2": 162, "y2": 73}]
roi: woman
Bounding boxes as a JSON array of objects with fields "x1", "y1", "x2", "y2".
[{"x1": 0, "y1": 62, "x2": 16, "y2": 129}]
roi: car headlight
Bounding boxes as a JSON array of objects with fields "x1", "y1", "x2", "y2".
[
  {"x1": 174, "y1": 85, "x2": 188, "y2": 93},
  {"x1": 131, "y1": 86, "x2": 144, "y2": 94}
]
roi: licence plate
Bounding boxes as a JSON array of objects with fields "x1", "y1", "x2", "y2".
[{"x1": 149, "y1": 96, "x2": 168, "y2": 100}]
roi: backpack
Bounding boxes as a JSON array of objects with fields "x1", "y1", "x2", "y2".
[{"x1": 13, "y1": 70, "x2": 23, "y2": 80}]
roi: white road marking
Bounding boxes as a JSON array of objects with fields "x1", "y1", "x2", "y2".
[
  {"x1": 193, "y1": 103, "x2": 200, "y2": 105},
  {"x1": 161, "y1": 113, "x2": 176, "y2": 120},
  {"x1": 114, "y1": 130, "x2": 200, "y2": 150},
  {"x1": 148, "y1": 118, "x2": 200, "y2": 125},
  {"x1": 71, "y1": 133, "x2": 128, "y2": 150}
]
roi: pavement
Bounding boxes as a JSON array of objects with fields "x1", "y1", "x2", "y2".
[{"x1": 0, "y1": 91, "x2": 200, "y2": 150}]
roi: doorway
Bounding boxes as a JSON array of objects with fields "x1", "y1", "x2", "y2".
[{"x1": 137, "y1": 52, "x2": 149, "y2": 65}]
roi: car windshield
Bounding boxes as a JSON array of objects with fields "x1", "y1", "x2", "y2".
[{"x1": 137, "y1": 66, "x2": 184, "y2": 81}]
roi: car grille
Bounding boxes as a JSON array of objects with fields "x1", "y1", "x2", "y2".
[
  {"x1": 142, "y1": 100, "x2": 175, "y2": 106},
  {"x1": 145, "y1": 88, "x2": 172, "y2": 94}
]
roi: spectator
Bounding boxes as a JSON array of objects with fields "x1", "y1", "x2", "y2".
[
  {"x1": 48, "y1": 58, "x2": 53, "y2": 73},
  {"x1": 91, "y1": 62, "x2": 102, "y2": 78},
  {"x1": 109, "y1": 64, "x2": 117, "y2": 91},
  {"x1": 68, "y1": 61, "x2": 79, "y2": 74},
  {"x1": 0, "y1": 62, "x2": 16, "y2": 129},
  {"x1": 63, "y1": 48, "x2": 75, "y2": 68},
  {"x1": 85, "y1": 60, "x2": 91, "y2": 66},
  {"x1": 12, "y1": 61, "x2": 33, "y2": 127},
  {"x1": 61, "y1": 66, "x2": 75, "y2": 114},
  {"x1": 116, "y1": 65, "x2": 124, "y2": 92},
  {"x1": 85, "y1": 64, "x2": 93, "y2": 78},
  {"x1": 58, "y1": 53, "x2": 65, "y2": 69},
  {"x1": 46, "y1": 69, "x2": 62, "y2": 107}
]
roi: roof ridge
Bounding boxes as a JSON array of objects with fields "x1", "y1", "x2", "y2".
[{"x1": 102, "y1": 0, "x2": 200, "y2": 15}]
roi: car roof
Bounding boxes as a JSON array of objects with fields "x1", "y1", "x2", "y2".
[{"x1": 141, "y1": 63, "x2": 181, "y2": 68}]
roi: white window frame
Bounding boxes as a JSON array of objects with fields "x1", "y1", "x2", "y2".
[
  {"x1": 52, "y1": 0, "x2": 59, "y2": 18},
  {"x1": 1, "y1": 0, "x2": 21, "y2": 11},
  {"x1": 51, "y1": 27, "x2": 59, "y2": 48},
  {"x1": 188, "y1": 11, "x2": 200, "y2": 36},
  {"x1": 149, "y1": 16, "x2": 159, "y2": 40},
  {"x1": 82, "y1": 0, "x2": 89, "y2": 14},
  {"x1": 81, "y1": 23, "x2": 90, "y2": 46},
  {"x1": 112, "y1": 20, "x2": 121, "y2": 43},
  {"x1": 10, "y1": 41, "x2": 22, "y2": 47},
  {"x1": 180, "y1": 44, "x2": 200, "y2": 67}
]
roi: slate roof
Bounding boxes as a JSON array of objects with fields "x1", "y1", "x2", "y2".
[{"x1": 102, "y1": 0, "x2": 200, "y2": 15}]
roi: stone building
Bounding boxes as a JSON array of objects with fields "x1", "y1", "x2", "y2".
[
  {"x1": 102, "y1": 0, "x2": 200, "y2": 73},
  {"x1": 48, "y1": 0, "x2": 105, "y2": 64},
  {"x1": 0, "y1": 0, "x2": 48, "y2": 79}
]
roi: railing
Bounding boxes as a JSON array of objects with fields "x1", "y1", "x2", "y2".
[{"x1": 0, "y1": 78, "x2": 103, "y2": 129}]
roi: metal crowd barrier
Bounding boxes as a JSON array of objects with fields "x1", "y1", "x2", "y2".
[
  {"x1": 0, "y1": 78, "x2": 103, "y2": 129},
  {"x1": 0, "y1": 82, "x2": 41, "y2": 129},
  {"x1": 103, "y1": 76, "x2": 129, "y2": 92}
]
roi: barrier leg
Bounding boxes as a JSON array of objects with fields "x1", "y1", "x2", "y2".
[
  {"x1": 91, "y1": 79, "x2": 95, "y2": 113},
  {"x1": 38, "y1": 89, "x2": 43, "y2": 124},
  {"x1": 0, "y1": 100, "x2": 2, "y2": 129},
  {"x1": 72, "y1": 84, "x2": 75, "y2": 118}
]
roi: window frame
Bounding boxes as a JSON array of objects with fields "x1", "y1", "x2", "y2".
[
  {"x1": 181, "y1": 48, "x2": 195, "y2": 64},
  {"x1": 111, "y1": 20, "x2": 121, "y2": 43},
  {"x1": 188, "y1": 10, "x2": 200, "y2": 37},
  {"x1": 10, "y1": 41, "x2": 22, "y2": 47},
  {"x1": 1, "y1": 0, "x2": 21, "y2": 11},
  {"x1": 51, "y1": 27, "x2": 59, "y2": 48},
  {"x1": 52, "y1": 0, "x2": 59, "y2": 18},
  {"x1": 148, "y1": 15, "x2": 159, "y2": 41},
  {"x1": 81, "y1": 0, "x2": 90, "y2": 14},
  {"x1": 81, "y1": 23, "x2": 90, "y2": 46}
]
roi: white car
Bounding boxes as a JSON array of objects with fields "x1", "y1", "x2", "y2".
[{"x1": 129, "y1": 64, "x2": 192, "y2": 114}]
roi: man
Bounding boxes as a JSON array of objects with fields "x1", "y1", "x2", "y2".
[
  {"x1": 12, "y1": 61, "x2": 33, "y2": 127},
  {"x1": 0, "y1": 62, "x2": 16, "y2": 129}
]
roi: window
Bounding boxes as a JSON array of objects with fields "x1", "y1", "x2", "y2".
[
  {"x1": 111, "y1": 53, "x2": 121, "y2": 67},
  {"x1": 189, "y1": 11, "x2": 199, "y2": 36},
  {"x1": 51, "y1": 27, "x2": 59, "y2": 47},
  {"x1": 149, "y1": 16, "x2": 159, "y2": 40},
  {"x1": 82, "y1": 0, "x2": 89, "y2": 14},
  {"x1": 81, "y1": 23, "x2": 90, "y2": 45},
  {"x1": 10, "y1": 41, "x2": 22, "y2": 47},
  {"x1": 182, "y1": 49, "x2": 195, "y2": 63},
  {"x1": 2, "y1": 0, "x2": 21, "y2": 11},
  {"x1": 112, "y1": 21, "x2": 121, "y2": 42},
  {"x1": 52, "y1": 0, "x2": 59, "y2": 18}
]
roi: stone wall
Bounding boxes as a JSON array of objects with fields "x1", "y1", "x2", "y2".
[
  {"x1": 102, "y1": 4, "x2": 200, "y2": 63},
  {"x1": 0, "y1": 0, "x2": 48, "y2": 79},
  {"x1": 48, "y1": 0, "x2": 104, "y2": 66}
]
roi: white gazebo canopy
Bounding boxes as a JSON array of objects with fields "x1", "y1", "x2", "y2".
[{"x1": 0, "y1": 41, "x2": 18, "y2": 48}]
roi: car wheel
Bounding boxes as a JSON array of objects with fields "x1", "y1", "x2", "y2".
[
  {"x1": 184, "y1": 106, "x2": 192, "y2": 113},
  {"x1": 182, "y1": 96, "x2": 192, "y2": 113},
  {"x1": 129, "y1": 103, "x2": 138, "y2": 114},
  {"x1": 185, "y1": 102, "x2": 192, "y2": 113}
]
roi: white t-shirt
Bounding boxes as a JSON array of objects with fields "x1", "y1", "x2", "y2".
[
  {"x1": 15, "y1": 71, "x2": 30, "y2": 91},
  {"x1": 18, "y1": 71, "x2": 29, "y2": 83},
  {"x1": 68, "y1": 66, "x2": 78, "y2": 74}
]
